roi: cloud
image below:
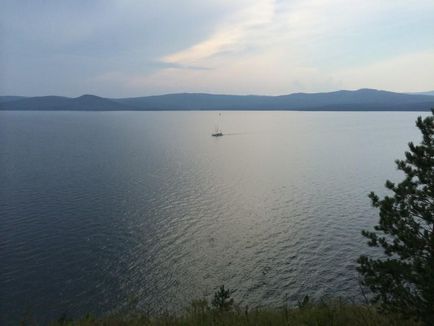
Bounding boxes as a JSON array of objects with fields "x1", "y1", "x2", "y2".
[
  {"x1": 1, "y1": 0, "x2": 434, "y2": 96},
  {"x1": 332, "y1": 50, "x2": 434, "y2": 92},
  {"x1": 150, "y1": 61, "x2": 211, "y2": 71},
  {"x1": 151, "y1": 0, "x2": 434, "y2": 95},
  {"x1": 162, "y1": 0, "x2": 275, "y2": 65},
  {"x1": 120, "y1": 47, "x2": 342, "y2": 95},
  {"x1": 0, "y1": 0, "x2": 236, "y2": 95}
]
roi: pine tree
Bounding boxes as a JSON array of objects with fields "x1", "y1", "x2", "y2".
[
  {"x1": 357, "y1": 109, "x2": 434, "y2": 324},
  {"x1": 211, "y1": 285, "x2": 235, "y2": 312}
]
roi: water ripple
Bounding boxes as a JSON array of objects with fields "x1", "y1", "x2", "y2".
[{"x1": 0, "y1": 111, "x2": 426, "y2": 324}]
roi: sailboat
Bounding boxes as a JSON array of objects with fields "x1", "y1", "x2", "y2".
[
  {"x1": 211, "y1": 113, "x2": 223, "y2": 137},
  {"x1": 212, "y1": 128, "x2": 223, "y2": 137}
]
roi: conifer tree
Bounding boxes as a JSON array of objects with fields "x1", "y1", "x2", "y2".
[{"x1": 358, "y1": 109, "x2": 434, "y2": 324}]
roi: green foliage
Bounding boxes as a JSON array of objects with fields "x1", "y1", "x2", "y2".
[
  {"x1": 45, "y1": 300, "x2": 421, "y2": 326},
  {"x1": 211, "y1": 285, "x2": 235, "y2": 312},
  {"x1": 358, "y1": 109, "x2": 434, "y2": 324}
]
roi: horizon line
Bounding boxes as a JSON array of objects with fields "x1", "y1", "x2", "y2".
[{"x1": 2, "y1": 88, "x2": 434, "y2": 99}]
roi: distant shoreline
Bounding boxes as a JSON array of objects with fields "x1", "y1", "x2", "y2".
[
  {"x1": 0, "y1": 108, "x2": 432, "y2": 112},
  {"x1": 1, "y1": 89, "x2": 434, "y2": 112}
]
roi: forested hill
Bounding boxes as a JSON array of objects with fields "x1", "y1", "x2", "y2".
[{"x1": 1, "y1": 89, "x2": 434, "y2": 111}]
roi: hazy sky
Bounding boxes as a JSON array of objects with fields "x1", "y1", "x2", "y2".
[{"x1": 1, "y1": 0, "x2": 434, "y2": 97}]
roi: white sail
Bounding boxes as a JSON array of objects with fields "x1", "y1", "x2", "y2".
[{"x1": 212, "y1": 113, "x2": 223, "y2": 136}]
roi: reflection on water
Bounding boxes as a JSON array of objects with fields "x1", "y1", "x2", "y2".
[{"x1": 0, "y1": 111, "x2": 427, "y2": 324}]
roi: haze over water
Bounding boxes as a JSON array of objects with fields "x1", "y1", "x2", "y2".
[{"x1": 0, "y1": 111, "x2": 427, "y2": 324}]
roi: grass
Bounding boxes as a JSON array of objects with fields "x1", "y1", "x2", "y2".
[{"x1": 41, "y1": 299, "x2": 420, "y2": 326}]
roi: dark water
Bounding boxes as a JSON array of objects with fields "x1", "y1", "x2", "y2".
[{"x1": 0, "y1": 111, "x2": 427, "y2": 324}]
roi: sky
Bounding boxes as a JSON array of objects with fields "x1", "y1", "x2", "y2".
[{"x1": 1, "y1": 0, "x2": 434, "y2": 97}]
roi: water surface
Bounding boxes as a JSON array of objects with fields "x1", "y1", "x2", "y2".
[{"x1": 0, "y1": 111, "x2": 426, "y2": 324}]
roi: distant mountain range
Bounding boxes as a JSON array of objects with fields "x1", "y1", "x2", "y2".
[{"x1": 1, "y1": 89, "x2": 434, "y2": 111}]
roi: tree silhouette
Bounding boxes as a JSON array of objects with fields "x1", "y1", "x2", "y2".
[
  {"x1": 211, "y1": 285, "x2": 235, "y2": 312},
  {"x1": 358, "y1": 109, "x2": 434, "y2": 324}
]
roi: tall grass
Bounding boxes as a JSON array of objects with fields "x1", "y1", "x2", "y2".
[{"x1": 43, "y1": 299, "x2": 419, "y2": 326}]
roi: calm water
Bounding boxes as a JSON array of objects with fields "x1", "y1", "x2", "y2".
[{"x1": 0, "y1": 111, "x2": 427, "y2": 324}]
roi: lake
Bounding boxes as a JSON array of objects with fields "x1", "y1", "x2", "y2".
[{"x1": 0, "y1": 111, "x2": 427, "y2": 324}]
